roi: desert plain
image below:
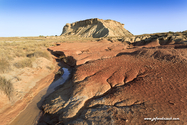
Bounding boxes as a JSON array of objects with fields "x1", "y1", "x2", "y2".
[{"x1": 0, "y1": 18, "x2": 187, "y2": 125}]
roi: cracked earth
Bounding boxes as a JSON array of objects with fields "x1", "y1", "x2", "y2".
[{"x1": 40, "y1": 39, "x2": 187, "y2": 125}]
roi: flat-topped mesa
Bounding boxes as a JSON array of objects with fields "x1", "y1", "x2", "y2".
[{"x1": 61, "y1": 18, "x2": 133, "y2": 38}]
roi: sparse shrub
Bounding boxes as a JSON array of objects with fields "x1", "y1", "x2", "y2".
[
  {"x1": 0, "y1": 76, "x2": 13, "y2": 99},
  {"x1": 169, "y1": 31, "x2": 174, "y2": 34},
  {"x1": 27, "y1": 51, "x2": 50, "y2": 60},
  {"x1": 175, "y1": 32, "x2": 182, "y2": 36},
  {"x1": 63, "y1": 58, "x2": 67, "y2": 63},
  {"x1": 0, "y1": 48, "x2": 14, "y2": 61},
  {"x1": 0, "y1": 58, "x2": 10, "y2": 73},
  {"x1": 14, "y1": 76, "x2": 21, "y2": 81},
  {"x1": 35, "y1": 51, "x2": 50, "y2": 59},
  {"x1": 46, "y1": 65, "x2": 54, "y2": 70},
  {"x1": 55, "y1": 70, "x2": 64, "y2": 75},
  {"x1": 14, "y1": 58, "x2": 33, "y2": 68},
  {"x1": 62, "y1": 56, "x2": 76, "y2": 66},
  {"x1": 15, "y1": 49, "x2": 25, "y2": 57},
  {"x1": 59, "y1": 55, "x2": 66, "y2": 60}
]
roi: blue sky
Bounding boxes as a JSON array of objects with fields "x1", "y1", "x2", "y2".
[{"x1": 0, "y1": 0, "x2": 187, "y2": 37}]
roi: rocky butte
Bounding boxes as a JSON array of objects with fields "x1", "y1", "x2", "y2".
[{"x1": 61, "y1": 18, "x2": 133, "y2": 38}]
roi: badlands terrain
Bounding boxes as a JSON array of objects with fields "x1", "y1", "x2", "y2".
[{"x1": 0, "y1": 18, "x2": 187, "y2": 125}]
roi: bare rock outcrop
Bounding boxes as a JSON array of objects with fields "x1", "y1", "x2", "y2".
[
  {"x1": 61, "y1": 18, "x2": 133, "y2": 38},
  {"x1": 130, "y1": 31, "x2": 187, "y2": 45},
  {"x1": 40, "y1": 39, "x2": 187, "y2": 125}
]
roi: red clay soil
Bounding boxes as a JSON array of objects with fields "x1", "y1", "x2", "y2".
[
  {"x1": 48, "y1": 40, "x2": 129, "y2": 65},
  {"x1": 42, "y1": 39, "x2": 187, "y2": 125}
]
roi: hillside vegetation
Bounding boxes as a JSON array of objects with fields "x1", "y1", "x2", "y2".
[{"x1": 0, "y1": 37, "x2": 58, "y2": 98}]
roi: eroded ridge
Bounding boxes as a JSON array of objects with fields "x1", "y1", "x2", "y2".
[{"x1": 42, "y1": 46, "x2": 187, "y2": 124}]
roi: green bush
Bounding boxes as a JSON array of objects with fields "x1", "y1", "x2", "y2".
[{"x1": 0, "y1": 76, "x2": 13, "y2": 99}]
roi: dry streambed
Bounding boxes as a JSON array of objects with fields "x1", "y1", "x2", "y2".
[
  {"x1": 0, "y1": 37, "x2": 64, "y2": 125},
  {"x1": 0, "y1": 60, "x2": 59, "y2": 125},
  {"x1": 9, "y1": 68, "x2": 70, "y2": 125},
  {"x1": 40, "y1": 39, "x2": 187, "y2": 125}
]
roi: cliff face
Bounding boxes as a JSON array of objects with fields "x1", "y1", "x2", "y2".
[{"x1": 61, "y1": 18, "x2": 133, "y2": 38}]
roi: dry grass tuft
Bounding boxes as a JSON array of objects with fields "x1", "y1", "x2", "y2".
[
  {"x1": 0, "y1": 58, "x2": 10, "y2": 73},
  {"x1": 0, "y1": 37, "x2": 57, "y2": 73},
  {"x1": 27, "y1": 50, "x2": 50, "y2": 60},
  {"x1": 15, "y1": 49, "x2": 26, "y2": 57},
  {"x1": 59, "y1": 55, "x2": 66, "y2": 60},
  {"x1": 0, "y1": 76, "x2": 13, "y2": 99},
  {"x1": 46, "y1": 65, "x2": 54, "y2": 70},
  {"x1": 14, "y1": 58, "x2": 33, "y2": 68}
]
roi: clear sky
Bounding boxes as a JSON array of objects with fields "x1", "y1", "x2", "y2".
[{"x1": 0, "y1": 0, "x2": 187, "y2": 37}]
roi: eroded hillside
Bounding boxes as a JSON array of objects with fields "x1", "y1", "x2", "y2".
[{"x1": 61, "y1": 18, "x2": 133, "y2": 38}]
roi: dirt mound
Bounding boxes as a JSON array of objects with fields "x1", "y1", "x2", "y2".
[
  {"x1": 61, "y1": 18, "x2": 133, "y2": 38},
  {"x1": 40, "y1": 39, "x2": 187, "y2": 125}
]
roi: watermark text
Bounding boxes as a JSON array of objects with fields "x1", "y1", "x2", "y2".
[{"x1": 144, "y1": 117, "x2": 180, "y2": 121}]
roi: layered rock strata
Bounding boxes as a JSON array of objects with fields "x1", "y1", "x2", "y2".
[{"x1": 61, "y1": 18, "x2": 133, "y2": 38}]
